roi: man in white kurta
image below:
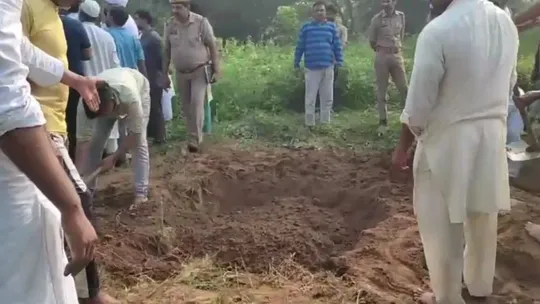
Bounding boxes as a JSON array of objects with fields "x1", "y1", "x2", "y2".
[{"x1": 393, "y1": 0, "x2": 518, "y2": 303}]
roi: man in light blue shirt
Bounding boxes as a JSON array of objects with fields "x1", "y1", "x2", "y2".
[{"x1": 105, "y1": 6, "x2": 146, "y2": 75}]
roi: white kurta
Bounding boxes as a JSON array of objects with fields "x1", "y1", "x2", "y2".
[
  {"x1": 402, "y1": 0, "x2": 516, "y2": 223},
  {"x1": 0, "y1": 1, "x2": 78, "y2": 303},
  {"x1": 401, "y1": 0, "x2": 518, "y2": 302}
]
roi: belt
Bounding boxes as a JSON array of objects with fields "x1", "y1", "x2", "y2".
[
  {"x1": 376, "y1": 46, "x2": 400, "y2": 54},
  {"x1": 177, "y1": 62, "x2": 211, "y2": 74}
]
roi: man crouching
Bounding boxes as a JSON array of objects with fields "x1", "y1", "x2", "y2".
[{"x1": 83, "y1": 68, "x2": 150, "y2": 208}]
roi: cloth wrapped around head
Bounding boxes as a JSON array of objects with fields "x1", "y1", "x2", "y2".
[{"x1": 80, "y1": 0, "x2": 101, "y2": 18}]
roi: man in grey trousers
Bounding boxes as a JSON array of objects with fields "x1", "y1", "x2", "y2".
[{"x1": 294, "y1": 1, "x2": 344, "y2": 126}]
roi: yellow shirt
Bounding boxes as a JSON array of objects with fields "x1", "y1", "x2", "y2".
[{"x1": 21, "y1": 0, "x2": 69, "y2": 135}]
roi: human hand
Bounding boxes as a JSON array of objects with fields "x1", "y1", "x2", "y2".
[
  {"x1": 294, "y1": 66, "x2": 303, "y2": 77},
  {"x1": 73, "y1": 76, "x2": 101, "y2": 112},
  {"x1": 62, "y1": 208, "x2": 98, "y2": 276},
  {"x1": 390, "y1": 143, "x2": 412, "y2": 183},
  {"x1": 100, "y1": 155, "x2": 117, "y2": 172},
  {"x1": 158, "y1": 73, "x2": 171, "y2": 89},
  {"x1": 212, "y1": 66, "x2": 222, "y2": 83}
]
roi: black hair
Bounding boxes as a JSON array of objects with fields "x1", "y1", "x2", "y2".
[
  {"x1": 313, "y1": 1, "x2": 327, "y2": 8},
  {"x1": 108, "y1": 6, "x2": 129, "y2": 27},
  {"x1": 326, "y1": 3, "x2": 338, "y2": 13},
  {"x1": 83, "y1": 83, "x2": 115, "y2": 119},
  {"x1": 79, "y1": 11, "x2": 99, "y2": 23},
  {"x1": 134, "y1": 9, "x2": 153, "y2": 25},
  {"x1": 68, "y1": 3, "x2": 80, "y2": 13}
]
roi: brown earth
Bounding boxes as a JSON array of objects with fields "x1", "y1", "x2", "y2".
[{"x1": 94, "y1": 144, "x2": 540, "y2": 303}]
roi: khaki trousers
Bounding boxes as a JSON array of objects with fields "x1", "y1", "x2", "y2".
[
  {"x1": 374, "y1": 51, "x2": 408, "y2": 121},
  {"x1": 176, "y1": 68, "x2": 207, "y2": 144}
]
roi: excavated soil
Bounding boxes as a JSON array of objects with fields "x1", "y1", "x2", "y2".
[{"x1": 94, "y1": 144, "x2": 540, "y2": 303}]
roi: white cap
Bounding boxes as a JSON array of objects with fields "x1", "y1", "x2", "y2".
[
  {"x1": 80, "y1": 0, "x2": 101, "y2": 18},
  {"x1": 104, "y1": 0, "x2": 128, "y2": 7}
]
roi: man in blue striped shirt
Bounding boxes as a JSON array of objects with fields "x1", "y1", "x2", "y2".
[{"x1": 294, "y1": 1, "x2": 344, "y2": 126}]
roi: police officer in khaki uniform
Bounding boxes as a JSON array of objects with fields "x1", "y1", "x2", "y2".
[
  {"x1": 163, "y1": 0, "x2": 221, "y2": 152},
  {"x1": 368, "y1": 0, "x2": 408, "y2": 136}
]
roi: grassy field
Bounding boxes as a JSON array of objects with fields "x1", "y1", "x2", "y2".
[{"x1": 166, "y1": 29, "x2": 540, "y2": 150}]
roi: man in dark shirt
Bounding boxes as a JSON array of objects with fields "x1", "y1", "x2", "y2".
[
  {"x1": 61, "y1": 14, "x2": 92, "y2": 160},
  {"x1": 134, "y1": 9, "x2": 166, "y2": 144}
]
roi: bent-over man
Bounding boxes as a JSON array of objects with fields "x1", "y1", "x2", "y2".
[
  {"x1": 391, "y1": 0, "x2": 518, "y2": 303},
  {"x1": 83, "y1": 68, "x2": 150, "y2": 208}
]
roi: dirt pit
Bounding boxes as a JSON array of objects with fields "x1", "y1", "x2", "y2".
[{"x1": 95, "y1": 144, "x2": 540, "y2": 303}]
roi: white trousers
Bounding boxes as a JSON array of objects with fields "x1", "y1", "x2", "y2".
[
  {"x1": 304, "y1": 66, "x2": 334, "y2": 126},
  {"x1": 415, "y1": 168, "x2": 498, "y2": 304}
]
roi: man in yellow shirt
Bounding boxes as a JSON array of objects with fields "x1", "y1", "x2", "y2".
[{"x1": 21, "y1": 0, "x2": 117, "y2": 303}]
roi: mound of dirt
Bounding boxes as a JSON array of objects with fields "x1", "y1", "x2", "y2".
[
  {"x1": 95, "y1": 144, "x2": 540, "y2": 303},
  {"x1": 95, "y1": 147, "x2": 403, "y2": 276}
]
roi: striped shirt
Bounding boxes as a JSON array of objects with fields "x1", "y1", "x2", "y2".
[{"x1": 294, "y1": 20, "x2": 344, "y2": 69}]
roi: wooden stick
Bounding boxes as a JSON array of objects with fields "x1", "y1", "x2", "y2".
[{"x1": 83, "y1": 167, "x2": 102, "y2": 184}]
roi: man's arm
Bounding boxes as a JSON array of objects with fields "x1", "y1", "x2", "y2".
[
  {"x1": 162, "y1": 21, "x2": 172, "y2": 75},
  {"x1": 151, "y1": 33, "x2": 165, "y2": 75},
  {"x1": 401, "y1": 13, "x2": 406, "y2": 41},
  {"x1": 21, "y1": 36, "x2": 65, "y2": 87},
  {"x1": 134, "y1": 38, "x2": 148, "y2": 78},
  {"x1": 202, "y1": 19, "x2": 221, "y2": 77},
  {"x1": 1, "y1": 0, "x2": 87, "y2": 216},
  {"x1": 294, "y1": 24, "x2": 306, "y2": 68},
  {"x1": 341, "y1": 25, "x2": 348, "y2": 47},
  {"x1": 398, "y1": 27, "x2": 444, "y2": 149},
  {"x1": 78, "y1": 22, "x2": 92, "y2": 61},
  {"x1": 332, "y1": 25, "x2": 344, "y2": 67},
  {"x1": 109, "y1": 37, "x2": 121, "y2": 69},
  {"x1": 367, "y1": 15, "x2": 379, "y2": 51}
]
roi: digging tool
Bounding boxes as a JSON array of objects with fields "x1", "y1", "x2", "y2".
[{"x1": 82, "y1": 167, "x2": 102, "y2": 185}]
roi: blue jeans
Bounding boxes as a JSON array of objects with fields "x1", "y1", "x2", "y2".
[{"x1": 507, "y1": 100, "x2": 523, "y2": 178}]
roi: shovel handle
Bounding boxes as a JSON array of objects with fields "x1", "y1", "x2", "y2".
[{"x1": 83, "y1": 167, "x2": 102, "y2": 184}]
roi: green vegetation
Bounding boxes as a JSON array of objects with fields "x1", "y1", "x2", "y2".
[{"x1": 166, "y1": 29, "x2": 540, "y2": 150}]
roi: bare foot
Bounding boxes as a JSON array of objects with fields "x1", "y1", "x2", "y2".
[
  {"x1": 419, "y1": 292, "x2": 436, "y2": 304},
  {"x1": 525, "y1": 222, "x2": 540, "y2": 243},
  {"x1": 88, "y1": 292, "x2": 120, "y2": 304}
]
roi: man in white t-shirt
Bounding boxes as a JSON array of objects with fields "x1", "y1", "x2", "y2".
[
  {"x1": 103, "y1": 0, "x2": 139, "y2": 38},
  {"x1": 83, "y1": 68, "x2": 150, "y2": 208}
]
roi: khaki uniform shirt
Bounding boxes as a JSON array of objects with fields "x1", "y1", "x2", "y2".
[
  {"x1": 368, "y1": 10, "x2": 405, "y2": 48},
  {"x1": 164, "y1": 13, "x2": 216, "y2": 71}
]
